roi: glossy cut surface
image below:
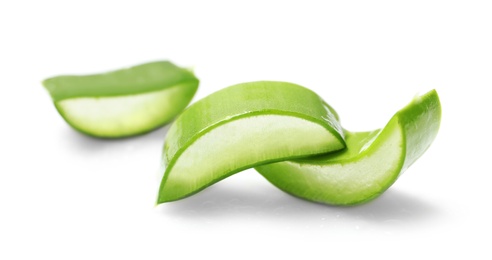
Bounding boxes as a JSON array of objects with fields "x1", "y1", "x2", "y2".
[
  {"x1": 158, "y1": 81, "x2": 346, "y2": 203},
  {"x1": 43, "y1": 61, "x2": 199, "y2": 138},
  {"x1": 256, "y1": 90, "x2": 441, "y2": 205}
]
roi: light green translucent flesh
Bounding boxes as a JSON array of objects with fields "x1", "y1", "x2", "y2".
[
  {"x1": 257, "y1": 90, "x2": 440, "y2": 206},
  {"x1": 257, "y1": 118, "x2": 404, "y2": 205},
  {"x1": 56, "y1": 84, "x2": 194, "y2": 138},
  {"x1": 159, "y1": 115, "x2": 344, "y2": 202}
]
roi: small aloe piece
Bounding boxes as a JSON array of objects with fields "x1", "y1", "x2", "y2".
[
  {"x1": 256, "y1": 90, "x2": 441, "y2": 205},
  {"x1": 157, "y1": 81, "x2": 346, "y2": 203},
  {"x1": 43, "y1": 61, "x2": 199, "y2": 138}
]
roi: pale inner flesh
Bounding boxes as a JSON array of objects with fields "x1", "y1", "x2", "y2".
[
  {"x1": 162, "y1": 115, "x2": 344, "y2": 200},
  {"x1": 260, "y1": 119, "x2": 403, "y2": 204},
  {"x1": 58, "y1": 85, "x2": 188, "y2": 137}
]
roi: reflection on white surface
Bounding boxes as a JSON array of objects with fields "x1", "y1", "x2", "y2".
[
  {"x1": 158, "y1": 171, "x2": 441, "y2": 233},
  {"x1": 60, "y1": 121, "x2": 172, "y2": 154}
]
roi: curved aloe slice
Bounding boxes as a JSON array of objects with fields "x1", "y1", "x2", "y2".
[
  {"x1": 157, "y1": 81, "x2": 346, "y2": 203},
  {"x1": 256, "y1": 90, "x2": 441, "y2": 205},
  {"x1": 43, "y1": 61, "x2": 199, "y2": 138}
]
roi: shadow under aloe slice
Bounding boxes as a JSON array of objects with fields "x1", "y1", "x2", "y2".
[
  {"x1": 157, "y1": 81, "x2": 346, "y2": 203},
  {"x1": 43, "y1": 61, "x2": 199, "y2": 138},
  {"x1": 256, "y1": 90, "x2": 441, "y2": 206}
]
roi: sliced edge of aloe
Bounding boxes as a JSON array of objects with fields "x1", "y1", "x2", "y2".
[
  {"x1": 43, "y1": 61, "x2": 199, "y2": 138},
  {"x1": 256, "y1": 89, "x2": 441, "y2": 205},
  {"x1": 157, "y1": 81, "x2": 346, "y2": 203}
]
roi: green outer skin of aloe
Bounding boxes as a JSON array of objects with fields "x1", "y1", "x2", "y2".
[
  {"x1": 256, "y1": 90, "x2": 441, "y2": 206},
  {"x1": 43, "y1": 61, "x2": 199, "y2": 138},
  {"x1": 43, "y1": 61, "x2": 198, "y2": 101},
  {"x1": 158, "y1": 81, "x2": 346, "y2": 203}
]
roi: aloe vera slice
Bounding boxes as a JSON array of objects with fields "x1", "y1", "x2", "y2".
[
  {"x1": 256, "y1": 90, "x2": 441, "y2": 205},
  {"x1": 157, "y1": 81, "x2": 346, "y2": 203},
  {"x1": 43, "y1": 61, "x2": 199, "y2": 138}
]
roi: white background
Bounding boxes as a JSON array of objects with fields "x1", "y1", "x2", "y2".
[{"x1": 1, "y1": 0, "x2": 491, "y2": 259}]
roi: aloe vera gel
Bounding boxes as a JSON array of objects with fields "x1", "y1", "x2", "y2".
[
  {"x1": 43, "y1": 64, "x2": 440, "y2": 206},
  {"x1": 158, "y1": 81, "x2": 346, "y2": 203},
  {"x1": 157, "y1": 81, "x2": 440, "y2": 205},
  {"x1": 257, "y1": 90, "x2": 441, "y2": 205},
  {"x1": 157, "y1": 84, "x2": 440, "y2": 205},
  {"x1": 43, "y1": 61, "x2": 199, "y2": 138}
]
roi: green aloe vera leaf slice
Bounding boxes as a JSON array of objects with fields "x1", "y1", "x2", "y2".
[
  {"x1": 256, "y1": 89, "x2": 441, "y2": 206},
  {"x1": 157, "y1": 81, "x2": 346, "y2": 203},
  {"x1": 43, "y1": 61, "x2": 199, "y2": 138}
]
